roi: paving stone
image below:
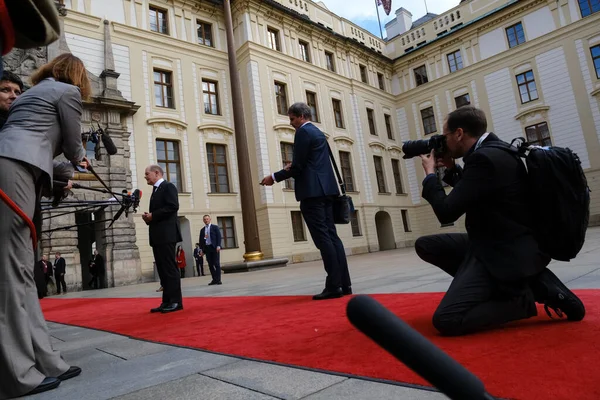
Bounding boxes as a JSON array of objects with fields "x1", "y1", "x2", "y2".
[
  {"x1": 50, "y1": 331, "x2": 127, "y2": 352},
  {"x1": 112, "y1": 374, "x2": 280, "y2": 400},
  {"x1": 204, "y1": 360, "x2": 347, "y2": 400},
  {"x1": 302, "y1": 378, "x2": 447, "y2": 400},
  {"x1": 95, "y1": 337, "x2": 171, "y2": 360},
  {"x1": 59, "y1": 345, "x2": 124, "y2": 370},
  {"x1": 25, "y1": 347, "x2": 238, "y2": 400}
]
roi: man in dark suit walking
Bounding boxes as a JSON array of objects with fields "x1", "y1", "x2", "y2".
[
  {"x1": 261, "y1": 102, "x2": 351, "y2": 300},
  {"x1": 199, "y1": 215, "x2": 222, "y2": 285},
  {"x1": 416, "y1": 106, "x2": 585, "y2": 336},
  {"x1": 143, "y1": 165, "x2": 183, "y2": 313},
  {"x1": 53, "y1": 253, "x2": 67, "y2": 294}
]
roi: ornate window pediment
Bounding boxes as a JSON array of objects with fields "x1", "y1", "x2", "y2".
[
  {"x1": 368, "y1": 140, "x2": 387, "y2": 153},
  {"x1": 514, "y1": 105, "x2": 550, "y2": 123}
]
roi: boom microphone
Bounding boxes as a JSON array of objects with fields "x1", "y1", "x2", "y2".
[
  {"x1": 346, "y1": 295, "x2": 496, "y2": 400},
  {"x1": 131, "y1": 189, "x2": 141, "y2": 210},
  {"x1": 100, "y1": 130, "x2": 118, "y2": 155}
]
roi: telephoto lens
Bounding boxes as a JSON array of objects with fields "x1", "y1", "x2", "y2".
[{"x1": 401, "y1": 134, "x2": 446, "y2": 159}]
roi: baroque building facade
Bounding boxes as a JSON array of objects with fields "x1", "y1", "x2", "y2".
[{"x1": 21, "y1": 0, "x2": 600, "y2": 288}]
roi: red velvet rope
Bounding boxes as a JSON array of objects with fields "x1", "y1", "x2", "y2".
[
  {"x1": 0, "y1": 0, "x2": 16, "y2": 55},
  {"x1": 0, "y1": 188, "x2": 38, "y2": 250}
]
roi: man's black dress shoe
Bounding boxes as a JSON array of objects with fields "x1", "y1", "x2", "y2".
[
  {"x1": 532, "y1": 268, "x2": 585, "y2": 321},
  {"x1": 313, "y1": 288, "x2": 344, "y2": 300},
  {"x1": 161, "y1": 303, "x2": 183, "y2": 313},
  {"x1": 57, "y1": 366, "x2": 82, "y2": 381},
  {"x1": 342, "y1": 286, "x2": 352, "y2": 295},
  {"x1": 150, "y1": 303, "x2": 167, "y2": 313},
  {"x1": 27, "y1": 377, "x2": 60, "y2": 395}
]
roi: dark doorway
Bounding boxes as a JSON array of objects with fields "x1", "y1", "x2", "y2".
[{"x1": 375, "y1": 211, "x2": 396, "y2": 251}]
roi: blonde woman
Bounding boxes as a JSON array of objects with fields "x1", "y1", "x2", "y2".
[{"x1": 0, "y1": 53, "x2": 91, "y2": 398}]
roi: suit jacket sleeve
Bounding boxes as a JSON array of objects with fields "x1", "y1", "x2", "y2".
[
  {"x1": 58, "y1": 85, "x2": 86, "y2": 163},
  {"x1": 199, "y1": 228, "x2": 205, "y2": 251},
  {"x1": 422, "y1": 151, "x2": 496, "y2": 225},
  {"x1": 57, "y1": 259, "x2": 66, "y2": 274},
  {"x1": 151, "y1": 183, "x2": 179, "y2": 222},
  {"x1": 273, "y1": 126, "x2": 311, "y2": 182},
  {"x1": 53, "y1": 161, "x2": 74, "y2": 182},
  {"x1": 215, "y1": 226, "x2": 222, "y2": 248}
]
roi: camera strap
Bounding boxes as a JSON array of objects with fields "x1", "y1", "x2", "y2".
[
  {"x1": 325, "y1": 141, "x2": 346, "y2": 196},
  {"x1": 0, "y1": 188, "x2": 37, "y2": 249}
]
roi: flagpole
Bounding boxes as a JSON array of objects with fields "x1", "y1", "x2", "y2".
[
  {"x1": 424, "y1": 0, "x2": 429, "y2": 13},
  {"x1": 375, "y1": 0, "x2": 384, "y2": 40}
]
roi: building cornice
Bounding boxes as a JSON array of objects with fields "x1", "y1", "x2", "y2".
[
  {"x1": 394, "y1": 13, "x2": 600, "y2": 101},
  {"x1": 112, "y1": 22, "x2": 229, "y2": 60},
  {"x1": 238, "y1": 0, "x2": 390, "y2": 63},
  {"x1": 392, "y1": 0, "x2": 525, "y2": 62}
]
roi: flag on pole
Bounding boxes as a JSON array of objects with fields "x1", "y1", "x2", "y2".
[{"x1": 380, "y1": 0, "x2": 392, "y2": 15}]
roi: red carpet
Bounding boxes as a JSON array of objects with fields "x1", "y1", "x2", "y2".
[{"x1": 41, "y1": 290, "x2": 600, "y2": 400}]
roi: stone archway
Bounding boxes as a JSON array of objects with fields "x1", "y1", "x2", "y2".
[{"x1": 375, "y1": 211, "x2": 396, "y2": 251}]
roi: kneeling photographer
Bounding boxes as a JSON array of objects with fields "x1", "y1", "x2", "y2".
[{"x1": 407, "y1": 106, "x2": 584, "y2": 336}]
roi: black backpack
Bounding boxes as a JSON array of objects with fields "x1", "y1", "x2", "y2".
[{"x1": 485, "y1": 137, "x2": 591, "y2": 262}]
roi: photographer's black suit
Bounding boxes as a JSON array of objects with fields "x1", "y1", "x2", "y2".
[
  {"x1": 417, "y1": 133, "x2": 550, "y2": 336},
  {"x1": 148, "y1": 180, "x2": 183, "y2": 307}
]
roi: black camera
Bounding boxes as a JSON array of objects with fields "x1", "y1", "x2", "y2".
[{"x1": 401, "y1": 134, "x2": 447, "y2": 159}]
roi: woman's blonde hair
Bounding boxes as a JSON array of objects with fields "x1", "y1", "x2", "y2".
[{"x1": 30, "y1": 53, "x2": 92, "y2": 99}]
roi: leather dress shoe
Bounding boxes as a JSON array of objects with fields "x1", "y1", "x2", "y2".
[
  {"x1": 57, "y1": 366, "x2": 82, "y2": 381},
  {"x1": 27, "y1": 377, "x2": 60, "y2": 395},
  {"x1": 161, "y1": 303, "x2": 183, "y2": 313},
  {"x1": 150, "y1": 303, "x2": 167, "y2": 313},
  {"x1": 313, "y1": 288, "x2": 344, "y2": 300},
  {"x1": 342, "y1": 286, "x2": 352, "y2": 295}
]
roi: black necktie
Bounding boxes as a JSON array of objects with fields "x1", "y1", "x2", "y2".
[{"x1": 152, "y1": 186, "x2": 157, "y2": 195}]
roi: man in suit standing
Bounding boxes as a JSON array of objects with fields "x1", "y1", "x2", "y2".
[
  {"x1": 92, "y1": 250, "x2": 105, "y2": 289},
  {"x1": 199, "y1": 215, "x2": 222, "y2": 285},
  {"x1": 34, "y1": 255, "x2": 50, "y2": 299},
  {"x1": 261, "y1": 102, "x2": 351, "y2": 300},
  {"x1": 143, "y1": 164, "x2": 183, "y2": 313},
  {"x1": 416, "y1": 106, "x2": 585, "y2": 336},
  {"x1": 193, "y1": 243, "x2": 205, "y2": 276},
  {"x1": 53, "y1": 253, "x2": 67, "y2": 294}
]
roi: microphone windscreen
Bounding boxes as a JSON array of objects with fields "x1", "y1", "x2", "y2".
[
  {"x1": 101, "y1": 132, "x2": 118, "y2": 155},
  {"x1": 132, "y1": 189, "x2": 141, "y2": 199},
  {"x1": 346, "y1": 295, "x2": 492, "y2": 400}
]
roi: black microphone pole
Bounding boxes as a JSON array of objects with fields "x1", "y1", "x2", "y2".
[{"x1": 346, "y1": 295, "x2": 497, "y2": 400}]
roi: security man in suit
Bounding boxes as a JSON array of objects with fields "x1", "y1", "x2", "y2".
[
  {"x1": 261, "y1": 102, "x2": 351, "y2": 300},
  {"x1": 143, "y1": 164, "x2": 183, "y2": 314},
  {"x1": 416, "y1": 106, "x2": 585, "y2": 336},
  {"x1": 199, "y1": 215, "x2": 222, "y2": 285},
  {"x1": 53, "y1": 252, "x2": 67, "y2": 294}
]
